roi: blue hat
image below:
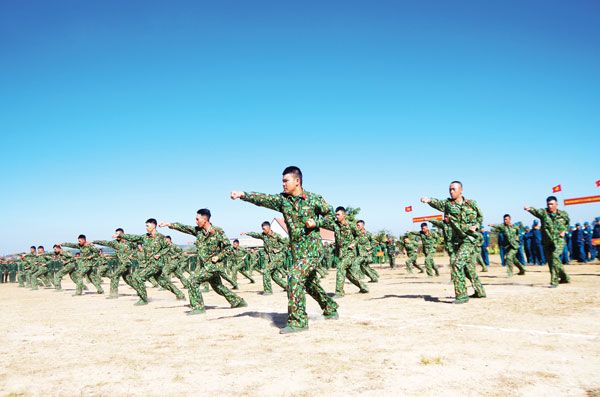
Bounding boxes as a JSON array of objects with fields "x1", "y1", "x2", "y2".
[
  {"x1": 569, "y1": 225, "x2": 575, "y2": 229},
  {"x1": 584, "y1": 221, "x2": 589, "y2": 226},
  {"x1": 596, "y1": 217, "x2": 600, "y2": 221},
  {"x1": 576, "y1": 222, "x2": 581, "y2": 226},
  {"x1": 533, "y1": 220, "x2": 539, "y2": 225},
  {"x1": 524, "y1": 226, "x2": 530, "y2": 229}
]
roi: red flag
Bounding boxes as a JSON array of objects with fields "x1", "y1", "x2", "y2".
[
  {"x1": 413, "y1": 215, "x2": 443, "y2": 223},
  {"x1": 596, "y1": 180, "x2": 600, "y2": 187},
  {"x1": 405, "y1": 206, "x2": 413, "y2": 212},
  {"x1": 564, "y1": 195, "x2": 600, "y2": 206},
  {"x1": 552, "y1": 184, "x2": 562, "y2": 193}
]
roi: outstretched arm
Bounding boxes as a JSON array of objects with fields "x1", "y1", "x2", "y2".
[
  {"x1": 159, "y1": 222, "x2": 197, "y2": 236},
  {"x1": 232, "y1": 191, "x2": 283, "y2": 212}
]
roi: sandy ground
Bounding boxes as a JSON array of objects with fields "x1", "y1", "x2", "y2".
[{"x1": 1, "y1": 254, "x2": 600, "y2": 397}]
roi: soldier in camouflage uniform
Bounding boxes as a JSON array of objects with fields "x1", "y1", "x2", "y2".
[
  {"x1": 30, "y1": 246, "x2": 54, "y2": 290},
  {"x1": 231, "y1": 166, "x2": 339, "y2": 334},
  {"x1": 385, "y1": 238, "x2": 396, "y2": 268},
  {"x1": 242, "y1": 222, "x2": 288, "y2": 294},
  {"x1": 323, "y1": 206, "x2": 368, "y2": 296},
  {"x1": 163, "y1": 236, "x2": 190, "y2": 288},
  {"x1": 525, "y1": 196, "x2": 571, "y2": 287},
  {"x1": 160, "y1": 209, "x2": 247, "y2": 314},
  {"x1": 355, "y1": 220, "x2": 379, "y2": 282},
  {"x1": 229, "y1": 239, "x2": 255, "y2": 286},
  {"x1": 421, "y1": 181, "x2": 486, "y2": 303},
  {"x1": 116, "y1": 219, "x2": 186, "y2": 305},
  {"x1": 92, "y1": 228, "x2": 139, "y2": 298},
  {"x1": 62, "y1": 235, "x2": 105, "y2": 295},
  {"x1": 489, "y1": 215, "x2": 527, "y2": 277},
  {"x1": 96, "y1": 250, "x2": 112, "y2": 279},
  {"x1": 407, "y1": 223, "x2": 440, "y2": 277},
  {"x1": 402, "y1": 234, "x2": 424, "y2": 274},
  {"x1": 17, "y1": 246, "x2": 37, "y2": 287},
  {"x1": 50, "y1": 244, "x2": 79, "y2": 290}
]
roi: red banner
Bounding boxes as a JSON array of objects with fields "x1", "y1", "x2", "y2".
[
  {"x1": 413, "y1": 215, "x2": 443, "y2": 223},
  {"x1": 564, "y1": 195, "x2": 600, "y2": 206},
  {"x1": 405, "y1": 206, "x2": 413, "y2": 212},
  {"x1": 552, "y1": 184, "x2": 562, "y2": 193},
  {"x1": 592, "y1": 238, "x2": 600, "y2": 246}
]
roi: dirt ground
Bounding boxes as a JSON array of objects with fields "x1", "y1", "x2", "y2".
[{"x1": 1, "y1": 255, "x2": 599, "y2": 396}]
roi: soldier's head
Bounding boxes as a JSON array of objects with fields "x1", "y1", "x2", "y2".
[
  {"x1": 165, "y1": 236, "x2": 173, "y2": 245},
  {"x1": 421, "y1": 223, "x2": 428, "y2": 233},
  {"x1": 233, "y1": 239, "x2": 239, "y2": 248},
  {"x1": 584, "y1": 222, "x2": 590, "y2": 229},
  {"x1": 115, "y1": 228, "x2": 124, "y2": 236},
  {"x1": 53, "y1": 244, "x2": 62, "y2": 254},
  {"x1": 546, "y1": 196, "x2": 558, "y2": 213},
  {"x1": 145, "y1": 219, "x2": 157, "y2": 233},
  {"x1": 137, "y1": 243, "x2": 143, "y2": 252},
  {"x1": 196, "y1": 209, "x2": 211, "y2": 228},
  {"x1": 37, "y1": 246, "x2": 44, "y2": 253},
  {"x1": 524, "y1": 226, "x2": 530, "y2": 231},
  {"x1": 282, "y1": 166, "x2": 302, "y2": 195},
  {"x1": 261, "y1": 221, "x2": 271, "y2": 233},
  {"x1": 575, "y1": 223, "x2": 581, "y2": 229},
  {"x1": 335, "y1": 206, "x2": 346, "y2": 222},
  {"x1": 403, "y1": 235, "x2": 410, "y2": 243},
  {"x1": 98, "y1": 249, "x2": 104, "y2": 256},
  {"x1": 503, "y1": 214, "x2": 511, "y2": 225},
  {"x1": 78, "y1": 234, "x2": 86, "y2": 245},
  {"x1": 29, "y1": 246, "x2": 36, "y2": 254},
  {"x1": 480, "y1": 226, "x2": 485, "y2": 232},
  {"x1": 75, "y1": 253, "x2": 81, "y2": 258},
  {"x1": 449, "y1": 181, "x2": 463, "y2": 200},
  {"x1": 356, "y1": 220, "x2": 365, "y2": 231}
]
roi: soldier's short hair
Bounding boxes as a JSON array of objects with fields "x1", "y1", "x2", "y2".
[
  {"x1": 233, "y1": 239, "x2": 239, "y2": 244},
  {"x1": 283, "y1": 166, "x2": 302, "y2": 185},
  {"x1": 115, "y1": 228, "x2": 124, "y2": 233},
  {"x1": 547, "y1": 196, "x2": 558, "y2": 203},
  {"x1": 450, "y1": 180, "x2": 463, "y2": 187},
  {"x1": 78, "y1": 234, "x2": 86, "y2": 240},
  {"x1": 30, "y1": 246, "x2": 36, "y2": 250},
  {"x1": 335, "y1": 206, "x2": 346, "y2": 213},
  {"x1": 261, "y1": 221, "x2": 270, "y2": 228},
  {"x1": 38, "y1": 246, "x2": 44, "y2": 250},
  {"x1": 357, "y1": 220, "x2": 365, "y2": 225},
  {"x1": 146, "y1": 218, "x2": 157, "y2": 226},
  {"x1": 503, "y1": 214, "x2": 511, "y2": 219},
  {"x1": 197, "y1": 209, "x2": 211, "y2": 220},
  {"x1": 421, "y1": 223, "x2": 427, "y2": 228},
  {"x1": 165, "y1": 236, "x2": 171, "y2": 240},
  {"x1": 53, "y1": 244, "x2": 61, "y2": 249}
]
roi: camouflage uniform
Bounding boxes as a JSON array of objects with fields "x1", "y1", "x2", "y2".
[
  {"x1": 527, "y1": 207, "x2": 571, "y2": 287},
  {"x1": 17, "y1": 253, "x2": 37, "y2": 288},
  {"x1": 355, "y1": 229, "x2": 380, "y2": 282},
  {"x1": 324, "y1": 219, "x2": 368, "y2": 296},
  {"x1": 94, "y1": 239, "x2": 138, "y2": 297},
  {"x1": 30, "y1": 254, "x2": 53, "y2": 290},
  {"x1": 51, "y1": 250, "x2": 79, "y2": 290},
  {"x1": 229, "y1": 245, "x2": 255, "y2": 286},
  {"x1": 427, "y1": 197, "x2": 486, "y2": 302},
  {"x1": 402, "y1": 235, "x2": 423, "y2": 274},
  {"x1": 408, "y1": 230, "x2": 440, "y2": 277},
  {"x1": 118, "y1": 233, "x2": 186, "y2": 303},
  {"x1": 386, "y1": 240, "x2": 396, "y2": 268},
  {"x1": 167, "y1": 223, "x2": 245, "y2": 311},
  {"x1": 490, "y1": 224, "x2": 526, "y2": 276},
  {"x1": 62, "y1": 243, "x2": 105, "y2": 295},
  {"x1": 246, "y1": 231, "x2": 288, "y2": 294},
  {"x1": 162, "y1": 243, "x2": 190, "y2": 288},
  {"x1": 242, "y1": 191, "x2": 338, "y2": 329},
  {"x1": 96, "y1": 255, "x2": 112, "y2": 279}
]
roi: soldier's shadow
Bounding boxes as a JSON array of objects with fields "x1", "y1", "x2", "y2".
[
  {"x1": 371, "y1": 294, "x2": 449, "y2": 303},
  {"x1": 210, "y1": 311, "x2": 288, "y2": 328}
]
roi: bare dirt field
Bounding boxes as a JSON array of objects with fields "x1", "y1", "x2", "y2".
[{"x1": 2, "y1": 255, "x2": 600, "y2": 396}]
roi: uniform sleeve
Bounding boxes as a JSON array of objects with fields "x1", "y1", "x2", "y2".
[
  {"x1": 215, "y1": 230, "x2": 234, "y2": 262},
  {"x1": 527, "y1": 207, "x2": 544, "y2": 219},
  {"x1": 61, "y1": 242, "x2": 79, "y2": 249},
  {"x1": 313, "y1": 195, "x2": 335, "y2": 230},
  {"x1": 118, "y1": 234, "x2": 144, "y2": 243},
  {"x1": 428, "y1": 198, "x2": 448, "y2": 213},
  {"x1": 246, "y1": 232, "x2": 264, "y2": 241},
  {"x1": 94, "y1": 240, "x2": 116, "y2": 249},
  {"x1": 490, "y1": 225, "x2": 502, "y2": 233},
  {"x1": 242, "y1": 192, "x2": 283, "y2": 212},
  {"x1": 429, "y1": 219, "x2": 444, "y2": 228},
  {"x1": 169, "y1": 223, "x2": 197, "y2": 236}
]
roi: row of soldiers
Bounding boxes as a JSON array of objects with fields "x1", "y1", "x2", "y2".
[{"x1": 0, "y1": 167, "x2": 590, "y2": 334}]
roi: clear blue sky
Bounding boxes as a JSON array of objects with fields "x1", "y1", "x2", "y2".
[{"x1": 1, "y1": 0, "x2": 598, "y2": 253}]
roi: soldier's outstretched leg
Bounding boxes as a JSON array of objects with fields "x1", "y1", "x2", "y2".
[
  {"x1": 450, "y1": 242, "x2": 473, "y2": 303},
  {"x1": 356, "y1": 256, "x2": 378, "y2": 282},
  {"x1": 156, "y1": 271, "x2": 186, "y2": 300},
  {"x1": 464, "y1": 246, "x2": 486, "y2": 298}
]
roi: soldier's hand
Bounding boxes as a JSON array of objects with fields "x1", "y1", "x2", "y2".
[
  {"x1": 421, "y1": 197, "x2": 431, "y2": 204},
  {"x1": 469, "y1": 226, "x2": 477, "y2": 233},
  {"x1": 158, "y1": 222, "x2": 170, "y2": 228},
  {"x1": 488, "y1": 224, "x2": 493, "y2": 227},
  {"x1": 211, "y1": 256, "x2": 219, "y2": 263},
  {"x1": 305, "y1": 219, "x2": 317, "y2": 229},
  {"x1": 153, "y1": 255, "x2": 160, "y2": 260},
  {"x1": 111, "y1": 233, "x2": 119, "y2": 239},
  {"x1": 230, "y1": 191, "x2": 245, "y2": 200},
  {"x1": 524, "y1": 206, "x2": 530, "y2": 211}
]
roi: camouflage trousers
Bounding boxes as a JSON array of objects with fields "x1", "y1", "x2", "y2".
[
  {"x1": 405, "y1": 253, "x2": 423, "y2": 274},
  {"x1": 188, "y1": 267, "x2": 244, "y2": 310},
  {"x1": 475, "y1": 251, "x2": 488, "y2": 272},
  {"x1": 388, "y1": 252, "x2": 395, "y2": 268},
  {"x1": 132, "y1": 262, "x2": 185, "y2": 302},
  {"x1": 162, "y1": 260, "x2": 189, "y2": 288},
  {"x1": 74, "y1": 263, "x2": 104, "y2": 295},
  {"x1": 504, "y1": 247, "x2": 526, "y2": 276},
  {"x1": 54, "y1": 262, "x2": 79, "y2": 289},
  {"x1": 17, "y1": 270, "x2": 29, "y2": 287},
  {"x1": 423, "y1": 248, "x2": 440, "y2": 277},
  {"x1": 450, "y1": 241, "x2": 486, "y2": 302},
  {"x1": 543, "y1": 239, "x2": 570, "y2": 287},
  {"x1": 109, "y1": 262, "x2": 136, "y2": 297},
  {"x1": 230, "y1": 259, "x2": 255, "y2": 285},
  {"x1": 97, "y1": 264, "x2": 112, "y2": 279},
  {"x1": 263, "y1": 255, "x2": 287, "y2": 293},
  {"x1": 354, "y1": 255, "x2": 379, "y2": 282},
  {"x1": 31, "y1": 266, "x2": 52, "y2": 290},
  {"x1": 335, "y1": 254, "x2": 368, "y2": 295},
  {"x1": 287, "y1": 257, "x2": 338, "y2": 329}
]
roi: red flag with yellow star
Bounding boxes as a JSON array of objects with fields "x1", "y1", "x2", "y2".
[
  {"x1": 552, "y1": 184, "x2": 562, "y2": 193},
  {"x1": 405, "y1": 206, "x2": 412, "y2": 212}
]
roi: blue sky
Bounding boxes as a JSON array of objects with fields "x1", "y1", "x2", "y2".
[{"x1": 1, "y1": 0, "x2": 598, "y2": 253}]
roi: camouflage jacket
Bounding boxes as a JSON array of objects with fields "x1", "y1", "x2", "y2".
[
  {"x1": 527, "y1": 207, "x2": 570, "y2": 246},
  {"x1": 429, "y1": 219, "x2": 453, "y2": 252},
  {"x1": 356, "y1": 229, "x2": 377, "y2": 257},
  {"x1": 490, "y1": 224, "x2": 520, "y2": 250},
  {"x1": 242, "y1": 190, "x2": 335, "y2": 260},
  {"x1": 408, "y1": 230, "x2": 438, "y2": 252},
  {"x1": 62, "y1": 242, "x2": 101, "y2": 263},
  {"x1": 229, "y1": 246, "x2": 249, "y2": 264},
  {"x1": 402, "y1": 235, "x2": 417, "y2": 256},
  {"x1": 94, "y1": 239, "x2": 137, "y2": 264},
  {"x1": 118, "y1": 233, "x2": 171, "y2": 263},
  {"x1": 428, "y1": 197, "x2": 483, "y2": 245},
  {"x1": 168, "y1": 223, "x2": 233, "y2": 271},
  {"x1": 246, "y1": 231, "x2": 287, "y2": 260},
  {"x1": 323, "y1": 220, "x2": 359, "y2": 258}
]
